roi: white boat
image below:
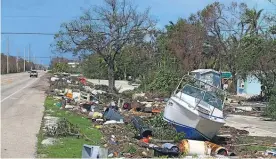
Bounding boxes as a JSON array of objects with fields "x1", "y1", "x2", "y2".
[{"x1": 163, "y1": 75, "x2": 226, "y2": 141}]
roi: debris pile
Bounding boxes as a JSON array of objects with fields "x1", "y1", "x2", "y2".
[
  {"x1": 45, "y1": 73, "x2": 275, "y2": 158},
  {"x1": 224, "y1": 97, "x2": 267, "y2": 117}
]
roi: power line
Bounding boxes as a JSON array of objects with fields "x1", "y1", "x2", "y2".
[
  {"x1": 3, "y1": 16, "x2": 53, "y2": 18},
  {"x1": 2, "y1": 15, "x2": 82, "y2": 19},
  {"x1": 0, "y1": 53, "x2": 78, "y2": 60},
  {"x1": 1, "y1": 32, "x2": 55, "y2": 35},
  {"x1": 1, "y1": 26, "x2": 271, "y2": 36}
]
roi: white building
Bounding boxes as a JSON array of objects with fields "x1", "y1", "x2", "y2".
[{"x1": 68, "y1": 62, "x2": 79, "y2": 68}]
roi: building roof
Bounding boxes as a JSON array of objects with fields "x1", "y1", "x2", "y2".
[
  {"x1": 68, "y1": 62, "x2": 79, "y2": 65},
  {"x1": 221, "y1": 72, "x2": 232, "y2": 78},
  {"x1": 191, "y1": 69, "x2": 220, "y2": 75}
]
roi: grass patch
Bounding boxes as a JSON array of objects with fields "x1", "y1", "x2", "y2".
[
  {"x1": 235, "y1": 136, "x2": 276, "y2": 155},
  {"x1": 241, "y1": 145, "x2": 268, "y2": 151},
  {"x1": 37, "y1": 96, "x2": 102, "y2": 158}
]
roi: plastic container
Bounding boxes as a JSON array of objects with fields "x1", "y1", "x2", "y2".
[
  {"x1": 103, "y1": 108, "x2": 123, "y2": 121},
  {"x1": 56, "y1": 102, "x2": 62, "y2": 107},
  {"x1": 131, "y1": 116, "x2": 152, "y2": 138}
]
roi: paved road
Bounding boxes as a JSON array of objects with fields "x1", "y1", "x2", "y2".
[
  {"x1": 1, "y1": 71, "x2": 48, "y2": 158},
  {"x1": 226, "y1": 114, "x2": 276, "y2": 137}
]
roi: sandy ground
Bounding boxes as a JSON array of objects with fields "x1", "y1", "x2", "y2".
[{"x1": 1, "y1": 71, "x2": 48, "y2": 158}]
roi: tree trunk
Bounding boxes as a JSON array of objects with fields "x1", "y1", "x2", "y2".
[
  {"x1": 229, "y1": 73, "x2": 237, "y2": 94},
  {"x1": 108, "y1": 61, "x2": 115, "y2": 92}
]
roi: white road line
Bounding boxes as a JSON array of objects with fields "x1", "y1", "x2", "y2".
[{"x1": 1, "y1": 78, "x2": 39, "y2": 103}]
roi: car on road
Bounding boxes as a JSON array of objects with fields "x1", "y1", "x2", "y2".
[{"x1": 30, "y1": 70, "x2": 38, "y2": 78}]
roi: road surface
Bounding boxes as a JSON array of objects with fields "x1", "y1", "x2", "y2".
[
  {"x1": 226, "y1": 114, "x2": 276, "y2": 137},
  {"x1": 1, "y1": 71, "x2": 48, "y2": 158}
]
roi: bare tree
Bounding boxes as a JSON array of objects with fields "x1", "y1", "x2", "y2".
[
  {"x1": 165, "y1": 19, "x2": 206, "y2": 71},
  {"x1": 53, "y1": 0, "x2": 156, "y2": 91}
]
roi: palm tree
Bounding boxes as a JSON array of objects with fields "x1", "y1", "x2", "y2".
[{"x1": 242, "y1": 8, "x2": 264, "y2": 35}]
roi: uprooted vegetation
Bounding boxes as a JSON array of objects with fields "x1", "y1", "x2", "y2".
[
  {"x1": 37, "y1": 96, "x2": 102, "y2": 158},
  {"x1": 37, "y1": 71, "x2": 276, "y2": 158},
  {"x1": 145, "y1": 113, "x2": 185, "y2": 142}
]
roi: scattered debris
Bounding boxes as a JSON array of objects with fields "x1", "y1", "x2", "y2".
[
  {"x1": 44, "y1": 73, "x2": 276, "y2": 158},
  {"x1": 103, "y1": 108, "x2": 123, "y2": 121},
  {"x1": 265, "y1": 149, "x2": 276, "y2": 157},
  {"x1": 81, "y1": 144, "x2": 108, "y2": 158},
  {"x1": 65, "y1": 105, "x2": 75, "y2": 109},
  {"x1": 41, "y1": 138, "x2": 57, "y2": 146},
  {"x1": 43, "y1": 116, "x2": 59, "y2": 131},
  {"x1": 45, "y1": 118, "x2": 80, "y2": 137}
]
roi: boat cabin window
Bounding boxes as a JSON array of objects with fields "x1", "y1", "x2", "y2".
[
  {"x1": 182, "y1": 85, "x2": 223, "y2": 110},
  {"x1": 203, "y1": 92, "x2": 223, "y2": 110},
  {"x1": 182, "y1": 85, "x2": 204, "y2": 99}
]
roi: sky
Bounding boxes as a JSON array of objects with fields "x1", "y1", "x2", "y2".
[{"x1": 1, "y1": 0, "x2": 275, "y2": 65}]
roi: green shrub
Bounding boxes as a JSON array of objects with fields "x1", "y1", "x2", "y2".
[
  {"x1": 146, "y1": 113, "x2": 185, "y2": 142},
  {"x1": 140, "y1": 69, "x2": 181, "y2": 96},
  {"x1": 121, "y1": 90, "x2": 136, "y2": 99},
  {"x1": 265, "y1": 95, "x2": 276, "y2": 120}
]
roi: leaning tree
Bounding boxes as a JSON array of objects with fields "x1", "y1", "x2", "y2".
[{"x1": 53, "y1": 0, "x2": 156, "y2": 92}]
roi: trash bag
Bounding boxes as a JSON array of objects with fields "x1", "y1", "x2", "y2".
[{"x1": 153, "y1": 147, "x2": 179, "y2": 157}]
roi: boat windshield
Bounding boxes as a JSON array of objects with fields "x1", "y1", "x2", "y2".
[
  {"x1": 182, "y1": 85, "x2": 223, "y2": 110},
  {"x1": 182, "y1": 85, "x2": 204, "y2": 99}
]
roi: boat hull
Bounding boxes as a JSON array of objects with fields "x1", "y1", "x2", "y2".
[{"x1": 163, "y1": 96, "x2": 225, "y2": 140}]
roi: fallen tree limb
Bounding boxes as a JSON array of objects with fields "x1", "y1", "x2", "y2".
[
  {"x1": 151, "y1": 139, "x2": 174, "y2": 143},
  {"x1": 232, "y1": 143, "x2": 258, "y2": 146},
  {"x1": 82, "y1": 133, "x2": 92, "y2": 141}
]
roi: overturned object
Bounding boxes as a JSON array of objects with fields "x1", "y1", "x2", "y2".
[
  {"x1": 131, "y1": 116, "x2": 152, "y2": 138},
  {"x1": 81, "y1": 144, "x2": 108, "y2": 158},
  {"x1": 178, "y1": 139, "x2": 228, "y2": 156},
  {"x1": 163, "y1": 75, "x2": 226, "y2": 140},
  {"x1": 103, "y1": 108, "x2": 123, "y2": 121}
]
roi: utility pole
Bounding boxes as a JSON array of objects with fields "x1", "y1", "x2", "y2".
[
  {"x1": 17, "y1": 49, "x2": 19, "y2": 72},
  {"x1": 24, "y1": 48, "x2": 26, "y2": 72},
  {"x1": 34, "y1": 53, "x2": 35, "y2": 70},
  {"x1": 49, "y1": 56, "x2": 51, "y2": 68},
  {"x1": 29, "y1": 44, "x2": 32, "y2": 70},
  {"x1": 28, "y1": 44, "x2": 30, "y2": 62},
  {"x1": 6, "y1": 37, "x2": 9, "y2": 74}
]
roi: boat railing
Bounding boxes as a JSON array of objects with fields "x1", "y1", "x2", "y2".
[
  {"x1": 173, "y1": 91, "x2": 217, "y2": 117},
  {"x1": 194, "y1": 92, "x2": 217, "y2": 116},
  {"x1": 172, "y1": 75, "x2": 225, "y2": 117},
  {"x1": 172, "y1": 93, "x2": 197, "y2": 110}
]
